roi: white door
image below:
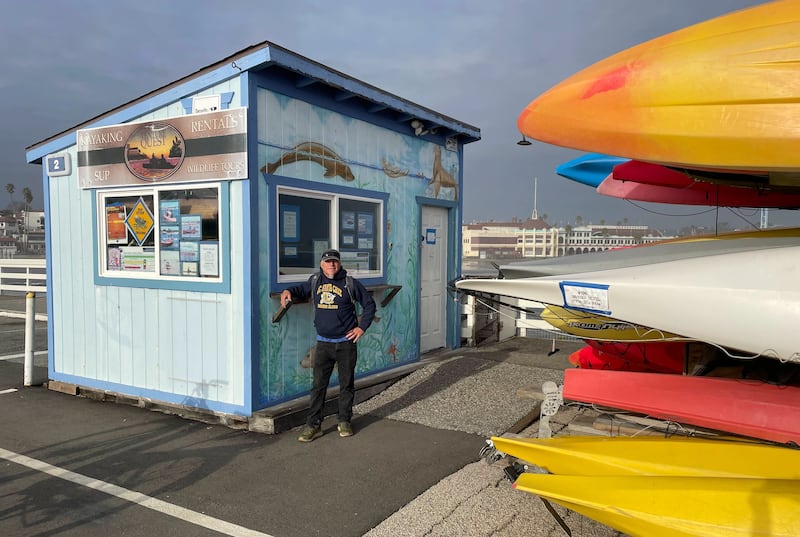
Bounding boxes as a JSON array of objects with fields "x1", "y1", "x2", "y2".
[{"x1": 420, "y1": 206, "x2": 448, "y2": 353}]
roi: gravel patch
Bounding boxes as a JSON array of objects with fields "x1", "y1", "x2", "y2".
[{"x1": 355, "y1": 355, "x2": 565, "y2": 437}]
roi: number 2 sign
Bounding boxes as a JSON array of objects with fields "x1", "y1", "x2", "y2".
[{"x1": 46, "y1": 153, "x2": 71, "y2": 177}]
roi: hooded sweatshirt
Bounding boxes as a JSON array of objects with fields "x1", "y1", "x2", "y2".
[{"x1": 287, "y1": 268, "x2": 376, "y2": 339}]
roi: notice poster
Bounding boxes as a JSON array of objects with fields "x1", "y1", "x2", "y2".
[
  {"x1": 341, "y1": 211, "x2": 355, "y2": 230},
  {"x1": 160, "y1": 199, "x2": 180, "y2": 224},
  {"x1": 106, "y1": 203, "x2": 127, "y2": 244},
  {"x1": 160, "y1": 250, "x2": 180, "y2": 275},
  {"x1": 160, "y1": 225, "x2": 180, "y2": 250},
  {"x1": 107, "y1": 247, "x2": 122, "y2": 270},
  {"x1": 357, "y1": 212, "x2": 373, "y2": 236},
  {"x1": 180, "y1": 214, "x2": 202, "y2": 241},
  {"x1": 120, "y1": 246, "x2": 155, "y2": 272},
  {"x1": 199, "y1": 242, "x2": 219, "y2": 277},
  {"x1": 281, "y1": 206, "x2": 299, "y2": 242},
  {"x1": 179, "y1": 240, "x2": 200, "y2": 262},
  {"x1": 181, "y1": 262, "x2": 199, "y2": 277}
]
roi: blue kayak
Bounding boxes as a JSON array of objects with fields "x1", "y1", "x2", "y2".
[{"x1": 555, "y1": 153, "x2": 628, "y2": 188}]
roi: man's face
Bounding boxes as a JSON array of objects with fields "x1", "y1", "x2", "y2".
[{"x1": 320, "y1": 259, "x2": 340, "y2": 278}]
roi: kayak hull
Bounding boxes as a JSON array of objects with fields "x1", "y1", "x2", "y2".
[
  {"x1": 518, "y1": 1, "x2": 800, "y2": 173},
  {"x1": 491, "y1": 435, "x2": 800, "y2": 478},
  {"x1": 563, "y1": 368, "x2": 800, "y2": 444}
]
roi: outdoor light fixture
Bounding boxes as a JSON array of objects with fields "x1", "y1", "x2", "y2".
[
  {"x1": 517, "y1": 135, "x2": 532, "y2": 146},
  {"x1": 410, "y1": 119, "x2": 429, "y2": 136}
]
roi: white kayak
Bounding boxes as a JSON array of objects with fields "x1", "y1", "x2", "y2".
[
  {"x1": 499, "y1": 232, "x2": 800, "y2": 279},
  {"x1": 457, "y1": 244, "x2": 800, "y2": 363}
]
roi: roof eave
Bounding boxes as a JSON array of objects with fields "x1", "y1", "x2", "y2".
[{"x1": 27, "y1": 40, "x2": 480, "y2": 163}]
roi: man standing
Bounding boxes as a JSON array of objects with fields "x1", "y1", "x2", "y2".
[{"x1": 281, "y1": 249, "x2": 376, "y2": 442}]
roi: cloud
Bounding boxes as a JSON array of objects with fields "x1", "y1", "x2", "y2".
[{"x1": 5, "y1": 0, "x2": 792, "y2": 231}]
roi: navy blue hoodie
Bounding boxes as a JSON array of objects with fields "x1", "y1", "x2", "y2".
[{"x1": 287, "y1": 268, "x2": 376, "y2": 339}]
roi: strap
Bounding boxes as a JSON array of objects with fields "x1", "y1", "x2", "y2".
[{"x1": 310, "y1": 272, "x2": 320, "y2": 305}]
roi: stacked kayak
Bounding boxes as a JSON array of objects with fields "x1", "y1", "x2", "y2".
[
  {"x1": 457, "y1": 243, "x2": 800, "y2": 365},
  {"x1": 461, "y1": 2, "x2": 800, "y2": 534},
  {"x1": 517, "y1": 0, "x2": 800, "y2": 175},
  {"x1": 491, "y1": 435, "x2": 800, "y2": 478},
  {"x1": 490, "y1": 435, "x2": 800, "y2": 536}
]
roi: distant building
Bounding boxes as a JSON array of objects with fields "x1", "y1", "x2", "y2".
[
  {"x1": 563, "y1": 224, "x2": 672, "y2": 255},
  {"x1": 0, "y1": 216, "x2": 16, "y2": 238},
  {"x1": 462, "y1": 217, "x2": 558, "y2": 259},
  {"x1": 0, "y1": 236, "x2": 15, "y2": 258},
  {"x1": 462, "y1": 220, "x2": 674, "y2": 259},
  {"x1": 16, "y1": 210, "x2": 46, "y2": 255}
]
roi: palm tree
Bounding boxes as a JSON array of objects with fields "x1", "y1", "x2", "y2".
[
  {"x1": 5, "y1": 183, "x2": 14, "y2": 211},
  {"x1": 22, "y1": 187, "x2": 32, "y2": 212},
  {"x1": 575, "y1": 215, "x2": 583, "y2": 226}
]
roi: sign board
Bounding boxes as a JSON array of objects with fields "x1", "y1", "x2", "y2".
[
  {"x1": 77, "y1": 107, "x2": 248, "y2": 189},
  {"x1": 559, "y1": 281, "x2": 611, "y2": 315},
  {"x1": 125, "y1": 197, "x2": 155, "y2": 246},
  {"x1": 46, "y1": 153, "x2": 71, "y2": 177},
  {"x1": 193, "y1": 94, "x2": 221, "y2": 114},
  {"x1": 425, "y1": 228, "x2": 437, "y2": 244}
]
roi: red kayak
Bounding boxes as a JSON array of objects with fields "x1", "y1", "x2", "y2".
[
  {"x1": 611, "y1": 159, "x2": 773, "y2": 188},
  {"x1": 563, "y1": 368, "x2": 800, "y2": 444},
  {"x1": 569, "y1": 340, "x2": 685, "y2": 375},
  {"x1": 598, "y1": 173, "x2": 800, "y2": 208}
]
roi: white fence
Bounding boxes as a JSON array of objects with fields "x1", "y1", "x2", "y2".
[
  {"x1": 460, "y1": 291, "x2": 580, "y2": 346},
  {"x1": 0, "y1": 259, "x2": 46, "y2": 295},
  {"x1": 0, "y1": 259, "x2": 47, "y2": 321}
]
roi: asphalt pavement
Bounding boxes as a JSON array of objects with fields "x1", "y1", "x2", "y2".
[{"x1": 0, "y1": 306, "x2": 622, "y2": 537}]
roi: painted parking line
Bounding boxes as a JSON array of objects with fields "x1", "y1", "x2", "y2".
[
  {"x1": 0, "y1": 448, "x2": 275, "y2": 537},
  {"x1": 0, "y1": 350, "x2": 48, "y2": 362},
  {"x1": 0, "y1": 388, "x2": 17, "y2": 394}
]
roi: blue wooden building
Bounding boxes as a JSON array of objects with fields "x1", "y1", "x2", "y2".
[{"x1": 25, "y1": 41, "x2": 480, "y2": 426}]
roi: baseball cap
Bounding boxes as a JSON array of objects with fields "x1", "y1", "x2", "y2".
[{"x1": 320, "y1": 249, "x2": 341, "y2": 262}]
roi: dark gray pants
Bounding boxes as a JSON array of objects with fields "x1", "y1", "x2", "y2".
[{"x1": 307, "y1": 340, "x2": 357, "y2": 428}]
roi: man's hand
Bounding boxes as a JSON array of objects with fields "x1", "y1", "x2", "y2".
[
  {"x1": 280, "y1": 290, "x2": 292, "y2": 308},
  {"x1": 346, "y1": 327, "x2": 364, "y2": 343}
]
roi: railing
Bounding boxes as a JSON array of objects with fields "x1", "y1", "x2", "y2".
[
  {"x1": 0, "y1": 259, "x2": 47, "y2": 322},
  {"x1": 459, "y1": 287, "x2": 579, "y2": 345},
  {"x1": 0, "y1": 259, "x2": 46, "y2": 295}
]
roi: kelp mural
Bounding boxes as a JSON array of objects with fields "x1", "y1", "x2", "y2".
[{"x1": 257, "y1": 87, "x2": 459, "y2": 404}]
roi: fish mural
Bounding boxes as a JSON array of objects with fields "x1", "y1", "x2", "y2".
[
  {"x1": 258, "y1": 88, "x2": 461, "y2": 404},
  {"x1": 381, "y1": 158, "x2": 409, "y2": 178},
  {"x1": 262, "y1": 141, "x2": 356, "y2": 181}
]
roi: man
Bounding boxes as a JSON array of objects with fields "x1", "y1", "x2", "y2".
[{"x1": 280, "y1": 249, "x2": 376, "y2": 442}]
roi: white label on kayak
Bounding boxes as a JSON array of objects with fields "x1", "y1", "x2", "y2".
[{"x1": 559, "y1": 281, "x2": 610, "y2": 314}]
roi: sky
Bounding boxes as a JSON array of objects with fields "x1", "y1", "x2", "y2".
[{"x1": 6, "y1": 0, "x2": 793, "y2": 233}]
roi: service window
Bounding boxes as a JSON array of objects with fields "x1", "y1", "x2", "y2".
[
  {"x1": 98, "y1": 184, "x2": 222, "y2": 281},
  {"x1": 277, "y1": 186, "x2": 383, "y2": 282}
]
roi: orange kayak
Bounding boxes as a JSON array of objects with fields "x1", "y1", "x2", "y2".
[{"x1": 518, "y1": 0, "x2": 800, "y2": 174}]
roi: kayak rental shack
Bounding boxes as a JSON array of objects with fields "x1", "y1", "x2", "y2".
[{"x1": 25, "y1": 41, "x2": 480, "y2": 430}]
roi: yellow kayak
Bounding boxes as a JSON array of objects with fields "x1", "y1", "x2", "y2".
[
  {"x1": 654, "y1": 226, "x2": 800, "y2": 243},
  {"x1": 492, "y1": 435, "x2": 800, "y2": 479},
  {"x1": 513, "y1": 473, "x2": 800, "y2": 537},
  {"x1": 540, "y1": 305, "x2": 686, "y2": 341},
  {"x1": 518, "y1": 0, "x2": 800, "y2": 174}
]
